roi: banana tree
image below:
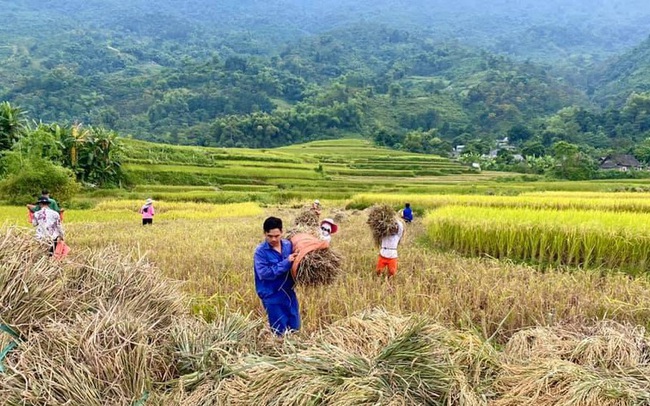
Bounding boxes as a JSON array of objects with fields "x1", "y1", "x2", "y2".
[{"x1": 0, "y1": 101, "x2": 27, "y2": 151}]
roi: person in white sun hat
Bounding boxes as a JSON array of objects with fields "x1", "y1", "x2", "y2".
[{"x1": 319, "y1": 218, "x2": 338, "y2": 243}]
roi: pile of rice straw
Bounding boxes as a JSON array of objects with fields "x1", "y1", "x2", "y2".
[
  {"x1": 0, "y1": 226, "x2": 263, "y2": 405},
  {"x1": 367, "y1": 204, "x2": 398, "y2": 246}
]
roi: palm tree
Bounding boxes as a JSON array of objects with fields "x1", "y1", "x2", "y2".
[{"x1": 0, "y1": 101, "x2": 27, "y2": 150}]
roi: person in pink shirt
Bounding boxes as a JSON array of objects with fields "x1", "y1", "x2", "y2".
[{"x1": 139, "y1": 198, "x2": 155, "y2": 225}]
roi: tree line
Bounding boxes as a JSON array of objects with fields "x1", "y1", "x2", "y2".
[{"x1": 0, "y1": 102, "x2": 124, "y2": 203}]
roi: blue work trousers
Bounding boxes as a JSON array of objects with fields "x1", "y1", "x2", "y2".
[{"x1": 263, "y1": 299, "x2": 301, "y2": 335}]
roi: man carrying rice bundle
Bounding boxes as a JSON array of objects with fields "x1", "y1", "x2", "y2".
[{"x1": 253, "y1": 217, "x2": 300, "y2": 336}]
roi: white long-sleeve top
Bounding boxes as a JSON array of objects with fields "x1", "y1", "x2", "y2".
[
  {"x1": 380, "y1": 219, "x2": 404, "y2": 259},
  {"x1": 32, "y1": 207, "x2": 64, "y2": 241}
]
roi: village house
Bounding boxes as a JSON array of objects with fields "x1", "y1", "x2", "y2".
[{"x1": 599, "y1": 154, "x2": 643, "y2": 171}]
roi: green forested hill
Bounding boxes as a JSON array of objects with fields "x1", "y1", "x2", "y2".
[
  {"x1": 591, "y1": 36, "x2": 650, "y2": 107},
  {"x1": 2, "y1": 0, "x2": 650, "y2": 160},
  {"x1": 0, "y1": 20, "x2": 587, "y2": 148}
]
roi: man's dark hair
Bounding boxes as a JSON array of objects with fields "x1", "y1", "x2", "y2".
[
  {"x1": 405, "y1": 203, "x2": 410, "y2": 208},
  {"x1": 41, "y1": 189, "x2": 49, "y2": 195},
  {"x1": 263, "y1": 216, "x2": 283, "y2": 233}
]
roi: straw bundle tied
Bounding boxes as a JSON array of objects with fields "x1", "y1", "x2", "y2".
[
  {"x1": 285, "y1": 223, "x2": 320, "y2": 239},
  {"x1": 295, "y1": 248, "x2": 343, "y2": 287},
  {"x1": 367, "y1": 205, "x2": 398, "y2": 247},
  {"x1": 290, "y1": 233, "x2": 343, "y2": 287},
  {"x1": 292, "y1": 209, "x2": 319, "y2": 228}
]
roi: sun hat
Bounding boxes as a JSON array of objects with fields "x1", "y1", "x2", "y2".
[
  {"x1": 320, "y1": 218, "x2": 338, "y2": 234},
  {"x1": 145, "y1": 198, "x2": 153, "y2": 205}
]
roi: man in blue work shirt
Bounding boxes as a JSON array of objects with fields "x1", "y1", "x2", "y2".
[
  {"x1": 253, "y1": 216, "x2": 300, "y2": 335},
  {"x1": 401, "y1": 202, "x2": 413, "y2": 223}
]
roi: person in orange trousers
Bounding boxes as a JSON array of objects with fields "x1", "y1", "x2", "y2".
[{"x1": 376, "y1": 218, "x2": 404, "y2": 278}]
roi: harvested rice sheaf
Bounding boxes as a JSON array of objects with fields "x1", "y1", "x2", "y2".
[
  {"x1": 0, "y1": 305, "x2": 175, "y2": 406},
  {"x1": 504, "y1": 321, "x2": 650, "y2": 369},
  {"x1": 285, "y1": 223, "x2": 320, "y2": 239},
  {"x1": 0, "y1": 227, "x2": 67, "y2": 335},
  {"x1": 292, "y1": 209, "x2": 320, "y2": 228},
  {"x1": 215, "y1": 309, "x2": 497, "y2": 405},
  {"x1": 367, "y1": 205, "x2": 398, "y2": 247},
  {"x1": 294, "y1": 248, "x2": 343, "y2": 287}
]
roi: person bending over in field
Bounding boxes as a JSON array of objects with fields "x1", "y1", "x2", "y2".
[
  {"x1": 139, "y1": 198, "x2": 155, "y2": 225},
  {"x1": 32, "y1": 196, "x2": 65, "y2": 256},
  {"x1": 376, "y1": 217, "x2": 404, "y2": 279},
  {"x1": 400, "y1": 202, "x2": 413, "y2": 223},
  {"x1": 253, "y1": 216, "x2": 300, "y2": 336},
  {"x1": 310, "y1": 199, "x2": 322, "y2": 217}
]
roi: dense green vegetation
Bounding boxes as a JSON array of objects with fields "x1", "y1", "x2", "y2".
[{"x1": 2, "y1": 0, "x2": 650, "y2": 181}]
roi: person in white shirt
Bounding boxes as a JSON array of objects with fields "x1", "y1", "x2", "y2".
[
  {"x1": 376, "y1": 218, "x2": 404, "y2": 278},
  {"x1": 32, "y1": 196, "x2": 65, "y2": 256},
  {"x1": 319, "y1": 218, "x2": 338, "y2": 243}
]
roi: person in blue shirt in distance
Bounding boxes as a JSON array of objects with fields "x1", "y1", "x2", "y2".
[
  {"x1": 401, "y1": 202, "x2": 413, "y2": 223},
  {"x1": 253, "y1": 216, "x2": 300, "y2": 335}
]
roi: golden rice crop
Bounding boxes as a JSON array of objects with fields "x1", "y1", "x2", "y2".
[
  {"x1": 426, "y1": 206, "x2": 650, "y2": 274},
  {"x1": 61, "y1": 208, "x2": 650, "y2": 339},
  {"x1": 352, "y1": 192, "x2": 650, "y2": 213},
  {"x1": 64, "y1": 201, "x2": 263, "y2": 223}
]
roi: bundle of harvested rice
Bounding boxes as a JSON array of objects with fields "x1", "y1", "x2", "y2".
[
  {"x1": 367, "y1": 205, "x2": 398, "y2": 246},
  {"x1": 0, "y1": 227, "x2": 67, "y2": 335},
  {"x1": 61, "y1": 247, "x2": 186, "y2": 329},
  {"x1": 333, "y1": 210, "x2": 347, "y2": 224},
  {"x1": 171, "y1": 312, "x2": 262, "y2": 382},
  {"x1": 292, "y1": 209, "x2": 319, "y2": 228},
  {"x1": 294, "y1": 248, "x2": 343, "y2": 287},
  {"x1": 285, "y1": 223, "x2": 319, "y2": 240},
  {"x1": 0, "y1": 305, "x2": 175, "y2": 405},
  {"x1": 215, "y1": 315, "x2": 457, "y2": 405},
  {"x1": 493, "y1": 359, "x2": 650, "y2": 406},
  {"x1": 505, "y1": 321, "x2": 650, "y2": 369}
]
